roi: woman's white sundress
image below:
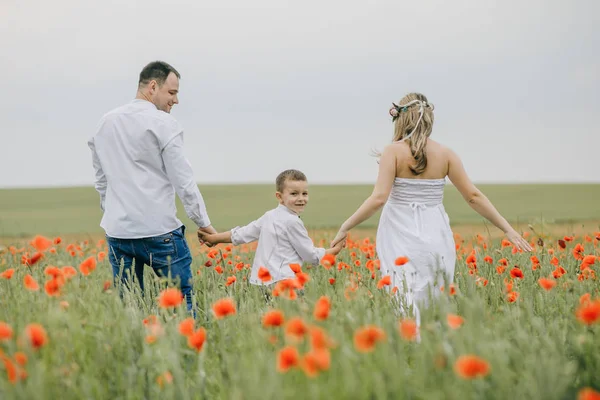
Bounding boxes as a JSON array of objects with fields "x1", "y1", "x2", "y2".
[{"x1": 376, "y1": 178, "x2": 456, "y2": 325}]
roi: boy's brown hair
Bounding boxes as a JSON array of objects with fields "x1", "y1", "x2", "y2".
[{"x1": 275, "y1": 169, "x2": 307, "y2": 193}]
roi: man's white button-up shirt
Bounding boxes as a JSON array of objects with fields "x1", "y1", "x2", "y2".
[{"x1": 88, "y1": 99, "x2": 211, "y2": 238}]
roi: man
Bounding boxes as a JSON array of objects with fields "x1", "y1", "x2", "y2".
[{"x1": 88, "y1": 60, "x2": 216, "y2": 313}]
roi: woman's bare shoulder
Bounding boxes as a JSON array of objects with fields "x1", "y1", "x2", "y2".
[
  {"x1": 427, "y1": 139, "x2": 456, "y2": 157},
  {"x1": 386, "y1": 140, "x2": 412, "y2": 153}
]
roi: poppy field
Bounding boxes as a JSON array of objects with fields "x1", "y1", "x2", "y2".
[
  {"x1": 1, "y1": 184, "x2": 599, "y2": 399},
  {"x1": 1, "y1": 226, "x2": 600, "y2": 400}
]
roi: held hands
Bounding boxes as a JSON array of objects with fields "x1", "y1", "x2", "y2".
[
  {"x1": 328, "y1": 229, "x2": 348, "y2": 256},
  {"x1": 197, "y1": 225, "x2": 218, "y2": 247},
  {"x1": 330, "y1": 229, "x2": 348, "y2": 249},
  {"x1": 197, "y1": 230, "x2": 216, "y2": 247},
  {"x1": 505, "y1": 229, "x2": 533, "y2": 252},
  {"x1": 330, "y1": 238, "x2": 346, "y2": 255}
]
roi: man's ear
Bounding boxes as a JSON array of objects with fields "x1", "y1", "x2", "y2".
[{"x1": 275, "y1": 191, "x2": 282, "y2": 202}]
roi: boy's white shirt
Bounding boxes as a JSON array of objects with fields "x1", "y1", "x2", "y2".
[{"x1": 231, "y1": 204, "x2": 326, "y2": 285}]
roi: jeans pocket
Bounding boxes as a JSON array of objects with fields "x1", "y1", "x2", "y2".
[{"x1": 146, "y1": 233, "x2": 177, "y2": 267}]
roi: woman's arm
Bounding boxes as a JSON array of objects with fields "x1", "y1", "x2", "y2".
[
  {"x1": 446, "y1": 148, "x2": 532, "y2": 251},
  {"x1": 330, "y1": 145, "x2": 397, "y2": 247}
]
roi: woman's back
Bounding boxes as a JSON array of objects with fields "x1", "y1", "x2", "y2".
[{"x1": 390, "y1": 138, "x2": 449, "y2": 180}]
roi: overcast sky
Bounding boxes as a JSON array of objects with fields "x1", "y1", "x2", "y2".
[{"x1": 1, "y1": 0, "x2": 598, "y2": 188}]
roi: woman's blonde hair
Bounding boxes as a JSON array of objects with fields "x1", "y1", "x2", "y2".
[{"x1": 383, "y1": 92, "x2": 434, "y2": 175}]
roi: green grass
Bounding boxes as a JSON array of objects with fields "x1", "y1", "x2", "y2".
[
  {"x1": 0, "y1": 184, "x2": 599, "y2": 237},
  {"x1": 0, "y1": 231, "x2": 599, "y2": 399}
]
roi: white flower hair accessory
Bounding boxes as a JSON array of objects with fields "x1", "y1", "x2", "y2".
[{"x1": 389, "y1": 99, "x2": 434, "y2": 141}]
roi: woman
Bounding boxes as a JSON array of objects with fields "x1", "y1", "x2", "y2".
[{"x1": 331, "y1": 92, "x2": 531, "y2": 323}]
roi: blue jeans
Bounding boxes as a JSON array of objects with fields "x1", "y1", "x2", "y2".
[{"x1": 106, "y1": 225, "x2": 194, "y2": 313}]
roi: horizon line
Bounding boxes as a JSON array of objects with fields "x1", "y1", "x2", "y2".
[{"x1": 1, "y1": 180, "x2": 599, "y2": 190}]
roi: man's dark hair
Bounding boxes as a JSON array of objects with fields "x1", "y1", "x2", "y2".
[
  {"x1": 276, "y1": 169, "x2": 307, "y2": 193},
  {"x1": 138, "y1": 61, "x2": 180, "y2": 87}
]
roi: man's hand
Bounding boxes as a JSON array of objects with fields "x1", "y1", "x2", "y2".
[{"x1": 199, "y1": 225, "x2": 218, "y2": 235}]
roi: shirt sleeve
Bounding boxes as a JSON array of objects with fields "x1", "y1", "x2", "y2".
[
  {"x1": 162, "y1": 133, "x2": 211, "y2": 228},
  {"x1": 285, "y1": 218, "x2": 326, "y2": 265},
  {"x1": 88, "y1": 137, "x2": 107, "y2": 211},
  {"x1": 231, "y1": 215, "x2": 264, "y2": 245}
]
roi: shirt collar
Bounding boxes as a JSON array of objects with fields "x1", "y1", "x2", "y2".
[
  {"x1": 277, "y1": 204, "x2": 299, "y2": 217},
  {"x1": 131, "y1": 99, "x2": 158, "y2": 110}
]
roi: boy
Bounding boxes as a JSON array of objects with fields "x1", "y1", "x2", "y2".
[{"x1": 198, "y1": 169, "x2": 344, "y2": 285}]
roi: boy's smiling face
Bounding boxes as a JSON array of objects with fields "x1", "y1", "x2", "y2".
[{"x1": 276, "y1": 179, "x2": 309, "y2": 215}]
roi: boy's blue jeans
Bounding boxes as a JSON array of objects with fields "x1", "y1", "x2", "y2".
[{"x1": 106, "y1": 225, "x2": 194, "y2": 312}]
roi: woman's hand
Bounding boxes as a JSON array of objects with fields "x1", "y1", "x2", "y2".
[
  {"x1": 505, "y1": 229, "x2": 533, "y2": 252},
  {"x1": 330, "y1": 230, "x2": 348, "y2": 248},
  {"x1": 331, "y1": 238, "x2": 346, "y2": 255}
]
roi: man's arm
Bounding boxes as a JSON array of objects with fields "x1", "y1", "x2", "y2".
[
  {"x1": 162, "y1": 133, "x2": 213, "y2": 230},
  {"x1": 88, "y1": 138, "x2": 107, "y2": 211}
]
